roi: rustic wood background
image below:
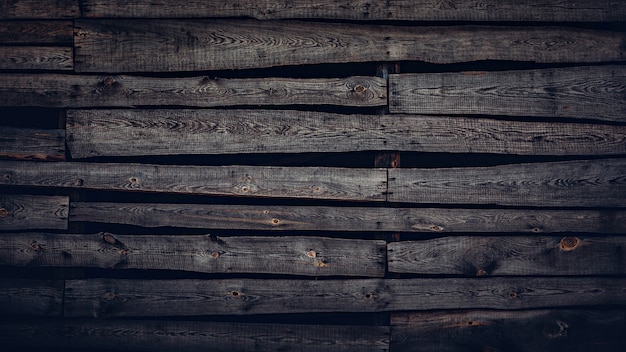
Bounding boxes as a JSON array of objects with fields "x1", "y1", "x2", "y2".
[{"x1": 1, "y1": 1, "x2": 626, "y2": 351}]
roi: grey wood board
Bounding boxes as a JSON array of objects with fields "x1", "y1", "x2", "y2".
[
  {"x1": 0, "y1": 319, "x2": 390, "y2": 352},
  {"x1": 63, "y1": 277, "x2": 626, "y2": 317},
  {"x1": 0, "y1": 233, "x2": 386, "y2": 277},
  {"x1": 388, "y1": 236, "x2": 626, "y2": 276},
  {"x1": 74, "y1": 20, "x2": 626, "y2": 72},
  {"x1": 0, "y1": 279, "x2": 63, "y2": 317},
  {"x1": 391, "y1": 309, "x2": 626, "y2": 352},
  {"x1": 389, "y1": 66, "x2": 626, "y2": 122},
  {"x1": 70, "y1": 202, "x2": 626, "y2": 234},
  {"x1": 0, "y1": 21, "x2": 74, "y2": 44},
  {"x1": 387, "y1": 158, "x2": 626, "y2": 207},
  {"x1": 0, "y1": 127, "x2": 65, "y2": 161},
  {"x1": 66, "y1": 109, "x2": 626, "y2": 158},
  {"x1": 0, "y1": 47, "x2": 73, "y2": 71},
  {"x1": 80, "y1": 0, "x2": 626, "y2": 21},
  {"x1": 0, "y1": 161, "x2": 388, "y2": 202},
  {"x1": 0, "y1": 0, "x2": 80, "y2": 19},
  {"x1": 0, "y1": 74, "x2": 386, "y2": 108},
  {"x1": 0, "y1": 195, "x2": 69, "y2": 231}
]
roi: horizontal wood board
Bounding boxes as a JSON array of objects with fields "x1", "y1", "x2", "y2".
[
  {"x1": 0, "y1": 21, "x2": 74, "y2": 44},
  {"x1": 0, "y1": 0, "x2": 80, "y2": 20},
  {"x1": 0, "y1": 195, "x2": 69, "y2": 231},
  {"x1": 0, "y1": 279, "x2": 63, "y2": 317},
  {"x1": 0, "y1": 47, "x2": 73, "y2": 71},
  {"x1": 0, "y1": 127, "x2": 65, "y2": 161}
]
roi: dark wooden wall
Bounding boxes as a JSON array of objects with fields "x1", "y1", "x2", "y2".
[{"x1": 1, "y1": 1, "x2": 626, "y2": 351}]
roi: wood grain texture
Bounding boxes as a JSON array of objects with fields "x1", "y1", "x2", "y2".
[
  {"x1": 74, "y1": 20, "x2": 626, "y2": 72},
  {"x1": 388, "y1": 158, "x2": 626, "y2": 207},
  {"x1": 0, "y1": 127, "x2": 65, "y2": 161},
  {"x1": 389, "y1": 66, "x2": 626, "y2": 122},
  {"x1": 0, "y1": 47, "x2": 73, "y2": 70},
  {"x1": 0, "y1": 21, "x2": 73, "y2": 44},
  {"x1": 64, "y1": 277, "x2": 626, "y2": 317},
  {"x1": 0, "y1": 0, "x2": 79, "y2": 19},
  {"x1": 391, "y1": 310, "x2": 626, "y2": 352},
  {"x1": 66, "y1": 109, "x2": 626, "y2": 158},
  {"x1": 0, "y1": 319, "x2": 390, "y2": 352},
  {"x1": 0, "y1": 233, "x2": 386, "y2": 277},
  {"x1": 0, "y1": 74, "x2": 386, "y2": 108},
  {"x1": 80, "y1": 0, "x2": 626, "y2": 21},
  {"x1": 388, "y1": 236, "x2": 626, "y2": 276},
  {"x1": 70, "y1": 202, "x2": 626, "y2": 234},
  {"x1": 0, "y1": 161, "x2": 387, "y2": 202},
  {"x1": 0, "y1": 279, "x2": 63, "y2": 316},
  {"x1": 0, "y1": 195, "x2": 68, "y2": 231}
]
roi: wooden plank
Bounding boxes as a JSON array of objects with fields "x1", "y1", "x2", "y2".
[
  {"x1": 391, "y1": 310, "x2": 626, "y2": 352},
  {"x1": 388, "y1": 236, "x2": 626, "y2": 276},
  {"x1": 0, "y1": 233, "x2": 386, "y2": 277},
  {"x1": 80, "y1": 0, "x2": 626, "y2": 21},
  {"x1": 70, "y1": 202, "x2": 626, "y2": 234},
  {"x1": 389, "y1": 66, "x2": 626, "y2": 122},
  {"x1": 0, "y1": 0, "x2": 80, "y2": 19},
  {"x1": 0, "y1": 127, "x2": 65, "y2": 161},
  {"x1": 66, "y1": 109, "x2": 626, "y2": 158},
  {"x1": 64, "y1": 277, "x2": 626, "y2": 317},
  {"x1": 74, "y1": 20, "x2": 626, "y2": 72},
  {"x1": 387, "y1": 158, "x2": 626, "y2": 207},
  {"x1": 0, "y1": 74, "x2": 386, "y2": 108},
  {"x1": 0, "y1": 47, "x2": 73, "y2": 71},
  {"x1": 0, "y1": 161, "x2": 387, "y2": 202},
  {"x1": 0, "y1": 21, "x2": 73, "y2": 44},
  {"x1": 0, "y1": 319, "x2": 390, "y2": 352},
  {"x1": 0, "y1": 279, "x2": 63, "y2": 316},
  {"x1": 0, "y1": 195, "x2": 68, "y2": 231}
]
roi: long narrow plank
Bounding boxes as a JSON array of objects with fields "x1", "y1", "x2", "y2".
[
  {"x1": 389, "y1": 66, "x2": 626, "y2": 122},
  {"x1": 64, "y1": 277, "x2": 626, "y2": 317},
  {"x1": 0, "y1": 195, "x2": 68, "y2": 231},
  {"x1": 391, "y1": 310, "x2": 626, "y2": 352},
  {"x1": 388, "y1": 236, "x2": 626, "y2": 276},
  {"x1": 388, "y1": 158, "x2": 626, "y2": 207},
  {"x1": 0, "y1": 21, "x2": 73, "y2": 44},
  {"x1": 0, "y1": 319, "x2": 390, "y2": 352},
  {"x1": 74, "y1": 20, "x2": 626, "y2": 72},
  {"x1": 70, "y1": 202, "x2": 626, "y2": 234},
  {"x1": 0, "y1": 161, "x2": 387, "y2": 202},
  {"x1": 0, "y1": 233, "x2": 386, "y2": 277},
  {"x1": 0, "y1": 279, "x2": 63, "y2": 316},
  {"x1": 0, "y1": 0, "x2": 79, "y2": 19},
  {"x1": 0, "y1": 74, "x2": 386, "y2": 108},
  {"x1": 66, "y1": 109, "x2": 626, "y2": 158},
  {"x1": 0, "y1": 127, "x2": 65, "y2": 161},
  {"x1": 81, "y1": 0, "x2": 626, "y2": 21},
  {"x1": 0, "y1": 47, "x2": 73, "y2": 70}
]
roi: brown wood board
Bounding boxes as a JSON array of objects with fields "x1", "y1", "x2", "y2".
[
  {"x1": 0, "y1": 0, "x2": 80, "y2": 20},
  {"x1": 0, "y1": 195, "x2": 69, "y2": 231},
  {"x1": 0, "y1": 21, "x2": 74, "y2": 44},
  {"x1": 0, "y1": 47, "x2": 73, "y2": 71},
  {"x1": 0, "y1": 127, "x2": 65, "y2": 161}
]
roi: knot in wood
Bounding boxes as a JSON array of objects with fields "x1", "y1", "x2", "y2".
[
  {"x1": 210, "y1": 251, "x2": 220, "y2": 259},
  {"x1": 128, "y1": 177, "x2": 141, "y2": 188},
  {"x1": 306, "y1": 250, "x2": 317, "y2": 258},
  {"x1": 74, "y1": 178, "x2": 84, "y2": 186},
  {"x1": 30, "y1": 241, "x2": 41, "y2": 251},
  {"x1": 430, "y1": 225, "x2": 444, "y2": 232},
  {"x1": 270, "y1": 218, "x2": 280, "y2": 225},
  {"x1": 102, "y1": 292, "x2": 115, "y2": 301},
  {"x1": 476, "y1": 269, "x2": 489, "y2": 276},
  {"x1": 559, "y1": 237, "x2": 580, "y2": 251},
  {"x1": 103, "y1": 77, "x2": 117, "y2": 86},
  {"x1": 508, "y1": 292, "x2": 518, "y2": 299},
  {"x1": 103, "y1": 233, "x2": 117, "y2": 245},
  {"x1": 0, "y1": 208, "x2": 8, "y2": 217},
  {"x1": 543, "y1": 320, "x2": 569, "y2": 338},
  {"x1": 353, "y1": 84, "x2": 367, "y2": 93}
]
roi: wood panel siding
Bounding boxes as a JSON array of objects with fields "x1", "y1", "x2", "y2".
[
  {"x1": 66, "y1": 109, "x2": 626, "y2": 158},
  {"x1": 0, "y1": 195, "x2": 69, "y2": 231},
  {"x1": 0, "y1": 127, "x2": 65, "y2": 161},
  {"x1": 0, "y1": 47, "x2": 73, "y2": 71},
  {"x1": 0, "y1": 0, "x2": 80, "y2": 20},
  {"x1": 74, "y1": 20, "x2": 626, "y2": 72},
  {"x1": 389, "y1": 66, "x2": 626, "y2": 122},
  {"x1": 0, "y1": 74, "x2": 386, "y2": 108},
  {"x1": 80, "y1": 0, "x2": 626, "y2": 21},
  {"x1": 0, "y1": 21, "x2": 74, "y2": 44},
  {"x1": 0, "y1": 279, "x2": 63, "y2": 316}
]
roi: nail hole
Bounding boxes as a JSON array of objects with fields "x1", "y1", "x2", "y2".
[
  {"x1": 365, "y1": 293, "x2": 373, "y2": 299},
  {"x1": 230, "y1": 291, "x2": 240, "y2": 297}
]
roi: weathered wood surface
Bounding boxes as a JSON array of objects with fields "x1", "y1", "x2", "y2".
[
  {"x1": 0, "y1": 319, "x2": 390, "y2": 352},
  {"x1": 70, "y1": 202, "x2": 626, "y2": 234},
  {"x1": 0, "y1": 233, "x2": 386, "y2": 277},
  {"x1": 389, "y1": 66, "x2": 626, "y2": 122},
  {"x1": 0, "y1": 127, "x2": 65, "y2": 161},
  {"x1": 0, "y1": 195, "x2": 68, "y2": 231},
  {"x1": 0, "y1": 21, "x2": 73, "y2": 44},
  {"x1": 80, "y1": 0, "x2": 626, "y2": 21},
  {"x1": 64, "y1": 277, "x2": 626, "y2": 317},
  {"x1": 0, "y1": 279, "x2": 63, "y2": 316},
  {"x1": 0, "y1": 47, "x2": 73, "y2": 71},
  {"x1": 388, "y1": 236, "x2": 626, "y2": 276},
  {"x1": 66, "y1": 109, "x2": 626, "y2": 158},
  {"x1": 391, "y1": 310, "x2": 626, "y2": 352},
  {"x1": 74, "y1": 20, "x2": 626, "y2": 72},
  {"x1": 0, "y1": 74, "x2": 386, "y2": 108},
  {"x1": 0, "y1": 0, "x2": 79, "y2": 19},
  {"x1": 387, "y1": 158, "x2": 626, "y2": 207},
  {"x1": 0, "y1": 161, "x2": 387, "y2": 202}
]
